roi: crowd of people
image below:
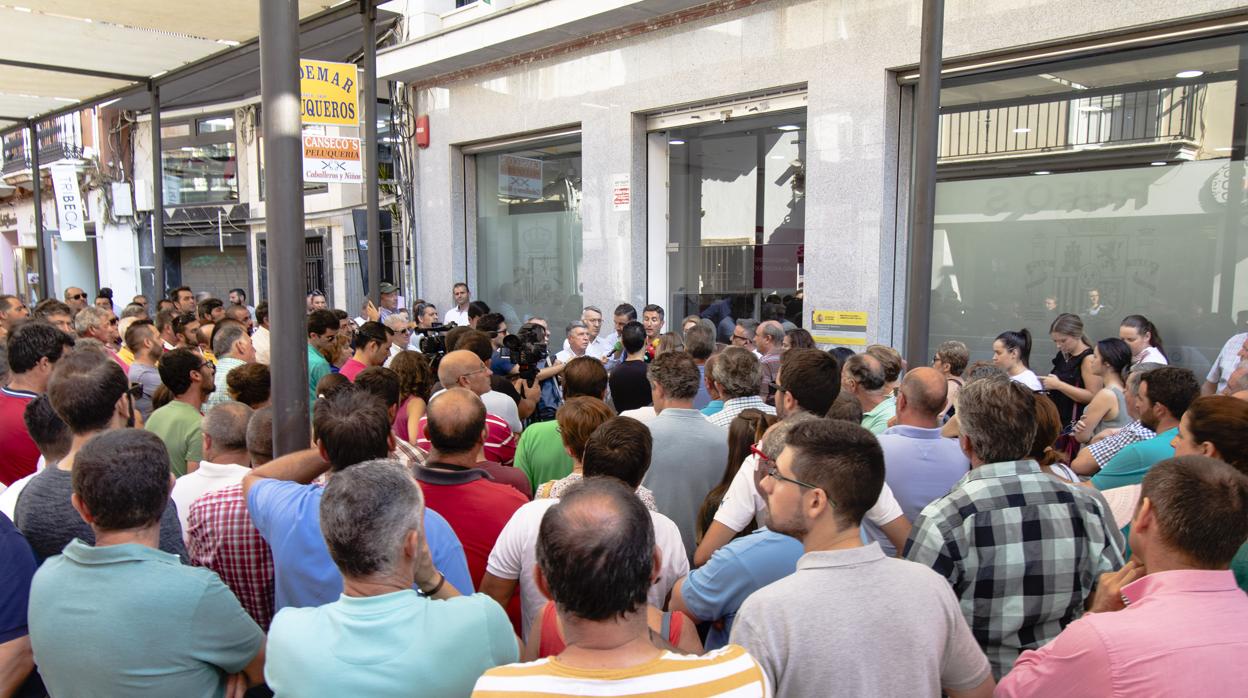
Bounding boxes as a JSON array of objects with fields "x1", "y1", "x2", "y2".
[{"x1": 0, "y1": 281, "x2": 1245, "y2": 697}]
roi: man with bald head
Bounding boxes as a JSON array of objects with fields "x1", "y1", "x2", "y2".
[
  {"x1": 413, "y1": 387, "x2": 529, "y2": 611},
  {"x1": 415, "y1": 350, "x2": 518, "y2": 465},
  {"x1": 865, "y1": 366, "x2": 970, "y2": 556},
  {"x1": 63, "y1": 286, "x2": 89, "y2": 314}
]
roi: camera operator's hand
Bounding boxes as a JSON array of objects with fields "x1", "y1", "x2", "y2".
[
  {"x1": 535, "y1": 360, "x2": 564, "y2": 382},
  {"x1": 364, "y1": 299, "x2": 380, "y2": 323}
]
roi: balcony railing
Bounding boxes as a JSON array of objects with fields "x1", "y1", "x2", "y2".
[
  {"x1": 1, "y1": 114, "x2": 85, "y2": 176},
  {"x1": 938, "y1": 83, "x2": 1204, "y2": 161}
]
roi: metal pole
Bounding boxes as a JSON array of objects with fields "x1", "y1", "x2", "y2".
[
  {"x1": 362, "y1": 0, "x2": 381, "y2": 305},
  {"x1": 29, "y1": 121, "x2": 50, "y2": 301},
  {"x1": 150, "y1": 84, "x2": 166, "y2": 299},
  {"x1": 903, "y1": 0, "x2": 945, "y2": 368},
  {"x1": 261, "y1": 0, "x2": 310, "y2": 454}
]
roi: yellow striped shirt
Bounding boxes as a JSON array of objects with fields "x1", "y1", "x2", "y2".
[{"x1": 472, "y1": 644, "x2": 770, "y2": 697}]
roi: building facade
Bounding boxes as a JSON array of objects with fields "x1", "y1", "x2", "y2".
[{"x1": 380, "y1": 0, "x2": 1248, "y2": 378}]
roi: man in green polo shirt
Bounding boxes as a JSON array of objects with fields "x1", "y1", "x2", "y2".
[
  {"x1": 1092, "y1": 366, "x2": 1199, "y2": 490},
  {"x1": 306, "y1": 309, "x2": 339, "y2": 406},
  {"x1": 28, "y1": 429, "x2": 265, "y2": 697},
  {"x1": 146, "y1": 347, "x2": 213, "y2": 477},
  {"x1": 844, "y1": 354, "x2": 895, "y2": 435},
  {"x1": 515, "y1": 357, "x2": 609, "y2": 491}
]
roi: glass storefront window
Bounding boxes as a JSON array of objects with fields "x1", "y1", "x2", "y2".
[
  {"x1": 474, "y1": 137, "x2": 583, "y2": 332},
  {"x1": 930, "y1": 37, "x2": 1246, "y2": 378},
  {"x1": 666, "y1": 112, "x2": 805, "y2": 342},
  {"x1": 162, "y1": 142, "x2": 237, "y2": 205}
]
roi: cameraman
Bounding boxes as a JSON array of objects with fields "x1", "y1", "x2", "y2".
[{"x1": 500, "y1": 320, "x2": 564, "y2": 424}]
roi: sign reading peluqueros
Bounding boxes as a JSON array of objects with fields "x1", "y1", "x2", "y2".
[{"x1": 300, "y1": 59, "x2": 359, "y2": 126}]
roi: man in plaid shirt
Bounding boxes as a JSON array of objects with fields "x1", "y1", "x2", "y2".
[{"x1": 905, "y1": 377, "x2": 1124, "y2": 678}]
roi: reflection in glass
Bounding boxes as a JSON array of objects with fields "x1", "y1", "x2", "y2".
[
  {"x1": 930, "y1": 37, "x2": 1246, "y2": 379},
  {"x1": 475, "y1": 138, "x2": 583, "y2": 333},
  {"x1": 162, "y1": 143, "x2": 237, "y2": 205},
  {"x1": 667, "y1": 112, "x2": 806, "y2": 342}
]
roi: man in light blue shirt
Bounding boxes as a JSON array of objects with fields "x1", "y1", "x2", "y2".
[
  {"x1": 245, "y1": 389, "x2": 471, "y2": 610},
  {"x1": 29, "y1": 429, "x2": 265, "y2": 697},
  {"x1": 642, "y1": 352, "x2": 729, "y2": 560},
  {"x1": 266, "y1": 461, "x2": 517, "y2": 697},
  {"x1": 864, "y1": 367, "x2": 970, "y2": 556},
  {"x1": 670, "y1": 527, "x2": 803, "y2": 650}
]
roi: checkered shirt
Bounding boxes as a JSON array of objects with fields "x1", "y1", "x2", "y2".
[
  {"x1": 706, "y1": 395, "x2": 775, "y2": 428},
  {"x1": 392, "y1": 434, "x2": 427, "y2": 468},
  {"x1": 904, "y1": 459, "x2": 1124, "y2": 678},
  {"x1": 1085, "y1": 420, "x2": 1156, "y2": 468},
  {"x1": 186, "y1": 483, "x2": 275, "y2": 630}
]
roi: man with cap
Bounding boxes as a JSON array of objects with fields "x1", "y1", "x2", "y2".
[{"x1": 378, "y1": 283, "x2": 401, "y2": 322}]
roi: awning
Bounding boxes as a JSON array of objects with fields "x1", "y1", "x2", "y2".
[{"x1": 0, "y1": 1, "x2": 392, "y2": 133}]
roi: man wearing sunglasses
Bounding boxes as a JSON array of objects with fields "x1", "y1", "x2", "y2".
[
  {"x1": 74, "y1": 306, "x2": 126, "y2": 376},
  {"x1": 730, "y1": 419, "x2": 994, "y2": 698},
  {"x1": 63, "y1": 287, "x2": 89, "y2": 314}
]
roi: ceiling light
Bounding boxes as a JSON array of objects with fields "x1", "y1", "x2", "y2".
[
  {"x1": 1175, "y1": 69, "x2": 1204, "y2": 79},
  {"x1": 1150, "y1": 161, "x2": 1167, "y2": 166},
  {"x1": 668, "y1": 139, "x2": 685, "y2": 145},
  {"x1": 776, "y1": 125, "x2": 800, "y2": 131},
  {"x1": 1012, "y1": 128, "x2": 1031, "y2": 134},
  {"x1": 1032, "y1": 170, "x2": 1051, "y2": 175}
]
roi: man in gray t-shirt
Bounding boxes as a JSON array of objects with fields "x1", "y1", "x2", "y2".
[
  {"x1": 124, "y1": 321, "x2": 164, "y2": 420},
  {"x1": 730, "y1": 419, "x2": 992, "y2": 697},
  {"x1": 641, "y1": 352, "x2": 728, "y2": 560}
]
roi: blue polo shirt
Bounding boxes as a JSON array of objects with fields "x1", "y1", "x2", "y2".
[
  {"x1": 267, "y1": 590, "x2": 517, "y2": 697},
  {"x1": 248, "y1": 479, "x2": 473, "y2": 610},
  {"x1": 1091, "y1": 427, "x2": 1178, "y2": 491},
  {"x1": 0, "y1": 512, "x2": 35, "y2": 645},
  {"x1": 29, "y1": 540, "x2": 263, "y2": 698},
  {"x1": 866, "y1": 424, "x2": 971, "y2": 556},
  {"x1": 680, "y1": 528, "x2": 804, "y2": 650}
]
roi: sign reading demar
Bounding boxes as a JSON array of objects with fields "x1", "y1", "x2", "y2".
[{"x1": 300, "y1": 59, "x2": 359, "y2": 126}]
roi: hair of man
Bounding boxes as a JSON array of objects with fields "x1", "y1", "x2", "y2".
[
  {"x1": 613, "y1": 303, "x2": 638, "y2": 321},
  {"x1": 72, "y1": 306, "x2": 111, "y2": 336},
  {"x1": 865, "y1": 344, "x2": 904, "y2": 384},
  {"x1": 158, "y1": 347, "x2": 204, "y2": 397},
  {"x1": 8, "y1": 321, "x2": 75, "y2": 373},
  {"x1": 73, "y1": 429, "x2": 171, "y2": 531},
  {"x1": 957, "y1": 376, "x2": 1037, "y2": 463},
  {"x1": 581, "y1": 416, "x2": 652, "y2": 489},
  {"x1": 32, "y1": 299, "x2": 72, "y2": 321},
  {"x1": 642, "y1": 303, "x2": 665, "y2": 320},
  {"x1": 203, "y1": 401, "x2": 253, "y2": 453},
  {"x1": 620, "y1": 320, "x2": 647, "y2": 355},
  {"x1": 320, "y1": 459, "x2": 424, "y2": 578},
  {"x1": 354, "y1": 366, "x2": 402, "y2": 410},
  {"x1": 712, "y1": 346, "x2": 763, "y2": 399},
  {"x1": 307, "y1": 309, "x2": 339, "y2": 337},
  {"x1": 785, "y1": 418, "x2": 887, "y2": 528},
  {"x1": 563, "y1": 356, "x2": 608, "y2": 398},
  {"x1": 682, "y1": 322, "x2": 715, "y2": 360},
  {"x1": 557, "y1": 396, "x2": 617, "y2": 461},
  {"x1": 312, "y1": 388, "x2": 392, "y2": 471},
  {"x1": 254, "y1": 301, "x2": 269, "y2": 326},
  {"x1": 47, "y1": 348, "x2": 128, "y2": 434},
  {"x1": 1139, "y1": 366, "x2": 1200, "y2": 421},
  {"x1": 1139, "y1": 455, "x2": 1248, "y2": 568},
  {"x1": 646, "y1": 350, "x2": 700, "y2": 400},
  {"x1": 779, "y1": 348, "x2": 841, "y2": 414},
  {"x1": 425, "y1": 387, "x2": 487, "y2": 455},
  {"x1": 123, "y1": 319, "x2": 157, "y2": 355},
  {"x1": 536, "y1": 477, "x2": 655, "y2": 622},
  {"x1": 246, "y1": 405, "x2": 274, "y2": 464},
  {"x1": 843, "y1": 354, "x2": 887, "y2": 392},
  {"x1": 211, "y1": 320, "x2": 249, "y2": 358},
  {"x1": 23, "y1": 394, "x2": 71, "y2": 463}
]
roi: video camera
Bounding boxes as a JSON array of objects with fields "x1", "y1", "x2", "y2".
[
  {"x1": 501, "y1": 323, "x2": 548, "y2": 385},
  {"x1": 413, "y1": 323, "x2": 456, "y2": 372}
]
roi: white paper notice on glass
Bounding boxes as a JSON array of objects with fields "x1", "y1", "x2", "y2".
[
  {"x1": 611, "y1": 173, "x2": 630, "y2": 211},
  {"x1": 51, "y1": 164, "x2": 86, "y2": 242},
  {"x1": 499, "y1": 154, "x2": 543, "y2": 199}
]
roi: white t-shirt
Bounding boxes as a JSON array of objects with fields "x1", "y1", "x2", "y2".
[
  {"x1": 1010, "y1": 369, "x2": 1043, "y2": 392},
  {"x1": 481, "y1": 390, "x2": 523, "y2": 434},
  {"x1": 619, "y1": 406, "x2": 657, "y2": 424},
  {"x1": 1207, "y1": 332, "x2": 1247, "y2": 391},
  {"x1": 443, "y1": 306, "x2": 470, "y2": 328},
  {"x1": 170, "y1": 461, "x2": 251, "y2": 542},
  {"x1": 486, "y1": 497, "x2": 689, "y2": 642},
  {"x1": 713, "y1": 454, "x2": 905, "y2": 532},
  {"x1": 1134, "y1": 346, "x2": 1168, "y2": 367}
]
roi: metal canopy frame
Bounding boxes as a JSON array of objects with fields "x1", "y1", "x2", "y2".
[{"x1": 2, "y1": 0, "x2": 388, "y2": 455}]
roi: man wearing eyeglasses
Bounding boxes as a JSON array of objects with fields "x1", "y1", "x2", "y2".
[
  {"x1": 73, "y1": 306, "x2": 127, "y2": 376},
  {"x1": 382, "y1": 313, "x2": 411, "y2": 367},
  {"x1": 730, "y1": 419, "x2": 994, "y2": 698},
  {"x1": 63, "y1": 287, "x2": 89, "y2": 314}
]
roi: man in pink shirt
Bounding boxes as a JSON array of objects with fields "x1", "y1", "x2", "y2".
[
  {"x1": 998, "y1": 455, "x2": 1248, "y2": 696},
  {"x1": 338, "y1": 321, "x2": 391, "y2": 381}
]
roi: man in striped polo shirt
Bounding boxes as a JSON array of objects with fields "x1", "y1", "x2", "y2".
[{"x1": 473, "y1": 477, "x2": 770, "y2": 697}]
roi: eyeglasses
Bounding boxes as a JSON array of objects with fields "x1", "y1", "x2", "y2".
[
  {"x1": 768, "y1": 381, "x2": 784, "y2": 395},
  {"x1": 68, "y1": 293, "x2": 86, "y2": 301},
  {"x1": 752, "y1": 445, "x2": 822, "y2": 490},
  {"x1": 108, "y1": 318, "x2": 119, "y2": 326},
  {"x1": 732, "y1": 334, "x2": 750, "y2": 344}
]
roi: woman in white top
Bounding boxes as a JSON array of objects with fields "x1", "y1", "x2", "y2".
[
  {"x1": 1073, "y1": 338, "x2": 1133, "y2": 443},
  {"x1": 993, "y1": 327, "x2": 1043, "y2": 391},
  {"x1": 1120, "y1": 314, "x2": 1168, "y2": 366}
]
